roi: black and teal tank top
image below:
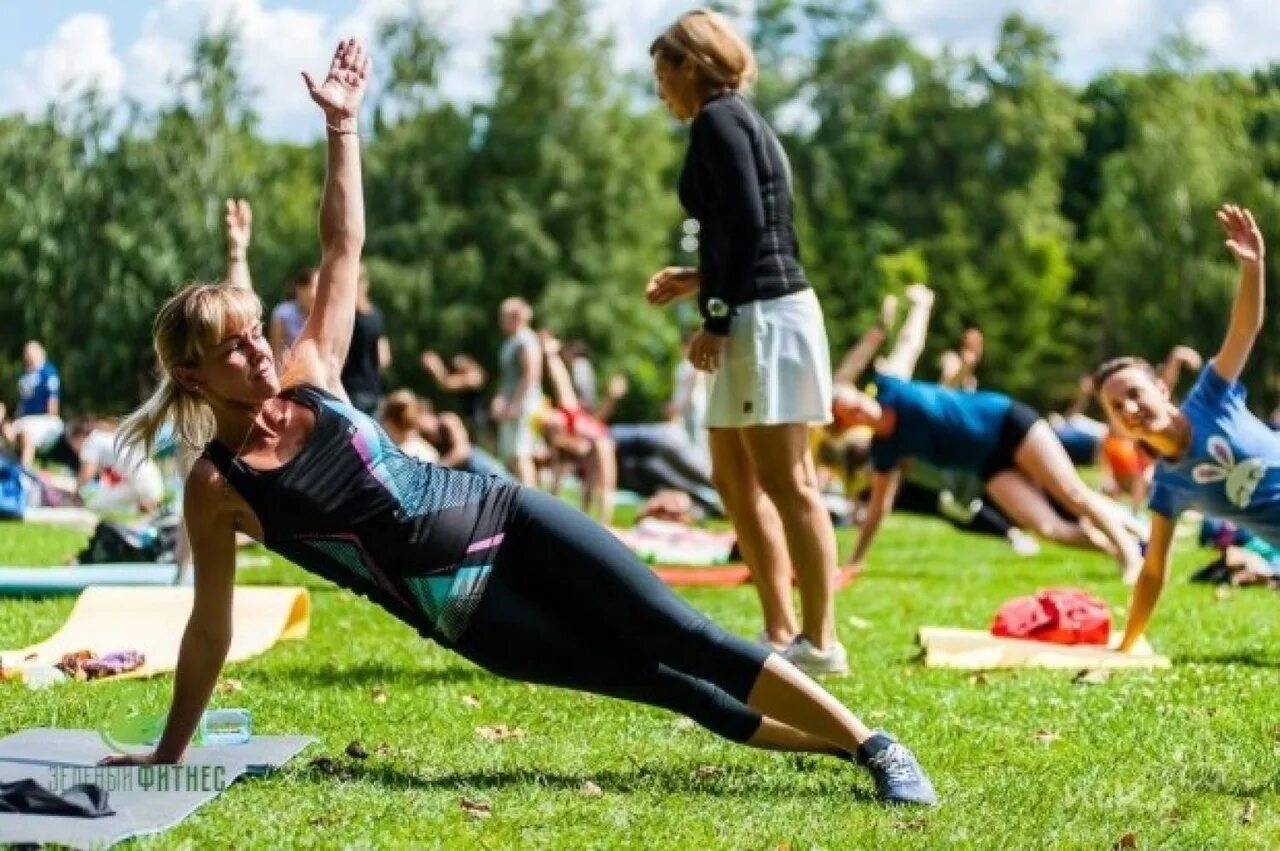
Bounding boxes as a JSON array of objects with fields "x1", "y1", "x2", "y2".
[{"x1": 201, "y1": 383, "x2": 519, "y2": 642}]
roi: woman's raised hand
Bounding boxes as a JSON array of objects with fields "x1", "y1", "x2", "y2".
[
  {"x1": 1218, "y1": 204, "x2": 1264, "y2": 266},
  {"x1": 303, "y1": 38, "x2": 372, "y2": 129}
]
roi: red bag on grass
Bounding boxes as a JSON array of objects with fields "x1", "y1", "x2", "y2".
[{"x1": 990, "y1": 588, "x2": 1111, "y2": 646}]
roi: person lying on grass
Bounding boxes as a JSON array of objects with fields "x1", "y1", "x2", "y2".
[
  {"x1": 1094, "y1": 204, "x2": 1277, "y2": 651},
  {"x1": 96, "y1": 37, "x2": 936, "y2": 807}
]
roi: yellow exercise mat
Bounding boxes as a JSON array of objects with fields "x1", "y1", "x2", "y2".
[
  {"x1": 0, "y1": 585, "x2": 310, "y2": 680},
  {"x1": 917, "y1": 626, "x2": 1170, "y2": 670}
]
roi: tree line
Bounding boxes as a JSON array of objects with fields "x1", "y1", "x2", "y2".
[{"x1": 1, "y1": 0, "x2": 1277, "y2": 423}]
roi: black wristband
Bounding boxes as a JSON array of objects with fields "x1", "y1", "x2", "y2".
[{"x1": 702, "y1": 315, "x2": 731, "y2": 336}]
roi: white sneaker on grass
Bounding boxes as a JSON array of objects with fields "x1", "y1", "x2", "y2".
[{"x1": 784, "y1": 637, "x2": 849, "y2": 676}]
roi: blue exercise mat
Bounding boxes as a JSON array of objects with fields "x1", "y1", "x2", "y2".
[
  {"x1": 0, "y1": 728, "x2": 315, "y2": 849},
  {"x1": 0, "y1": 564, "x2": 179, "y2": 596}
]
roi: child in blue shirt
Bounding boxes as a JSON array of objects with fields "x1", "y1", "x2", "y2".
[{"x1": 1095, "y1": 204, "x2": 1272, "y2": 650}]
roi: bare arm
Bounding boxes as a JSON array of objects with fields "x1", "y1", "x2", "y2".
[
  {"x1": 420, "y1": 352, "x2": 476, "y2": 392},
  {"x1": 437, "y1": 413, "x2": 472, "y2": 468},
  {"x1": 377, "y1": 336, "x2": 391, "y2": 371},
  {"x1": 593, "y1": 375, "x2": 628, "y2": 423},
  {"x1": 540, "y1": 335, "x2": 577, "y2": 409},
  {"x1": 224, "y1": 199, "x2": 253, "y2": 291},
  {"x1": 1213, "y1": 205, "x2": 1265, "y2": 384},
  {"x1": 833, "y1": 326, "x2": 887, "y2": 386},
  {"x1": 1119, "y1": 513, "x2": 1176, "y2": 652},
  {"x1": 1158, "y1": 345, "x2": 1202, "y2": 391},
  {"x1": 47, "y1": 397, "x2": 59, "y2": 417},
  {"x1": 285, "y1": 40, "x2": 370, "y2": 394},
  {"x1": 848, "y1": 468, "x2": 901, "y2": 567},
  {"x1": 103, "y1": 465, "x2": 237, "y2": 765},
  {"x1": 878, "y1": 285, "x2": 935, "y2": 379}
]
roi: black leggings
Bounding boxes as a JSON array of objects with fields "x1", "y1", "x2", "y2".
[{"x1": 448, "y1": 488, "x2": 770, "y2": 742}]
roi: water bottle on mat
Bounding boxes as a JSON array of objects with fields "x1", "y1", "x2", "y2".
[
  {"x1": 100, "y1": 707, "x2": 252, "y2": 752},
  {"x1": 197, "y1": 708, "x2": 252, "y2": 746}
]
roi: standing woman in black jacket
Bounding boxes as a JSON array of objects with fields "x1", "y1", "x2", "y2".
[{"x1": 646, "y1": 10, "x2": 845, "y2": 676}]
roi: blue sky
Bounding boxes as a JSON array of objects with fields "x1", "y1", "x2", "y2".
[{"x1": 1, "y1": 1, "x2": 1275, "y2": 140}]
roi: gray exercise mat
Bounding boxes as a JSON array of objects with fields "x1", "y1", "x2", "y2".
[{"x1": 0, "y1": 728, "x2": 315, "y2": 849}]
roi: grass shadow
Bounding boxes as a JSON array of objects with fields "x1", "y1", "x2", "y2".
[
  {"x1": 1183, "y1": 769, "x2": 1280, "y2": 797},
  {"x1": 1173, "y1": 652, "x2": 1280, "y2": 669},
  {"x1": 291, "y1": 759, "x2": 875, "y2": 801},
  {"x1": 268, "y1": 661, "x2": 488, "y2": 688}
]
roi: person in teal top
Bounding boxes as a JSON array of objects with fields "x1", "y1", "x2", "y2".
[
  {"x1": 836, "y1": 358, "x2": 1143, "y2": 582},
  {"x1": 867, "y1": 375, "x2": 1012, "y2": 474},
  {"x1": 1095, "y1": 204, "x2": 1274, "y2": 651}
]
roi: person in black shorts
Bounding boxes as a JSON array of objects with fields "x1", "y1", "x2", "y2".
[
  {"x1": 99, "y1": 39, "x2": 936, "y2": 807},
  {"x1": 838, "y1": 374, "x2": 1144, "y2": 582}
]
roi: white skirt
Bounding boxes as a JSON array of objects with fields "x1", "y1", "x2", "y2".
[{"x1": 705, "y1": 288, "x2": 833, "y2": 429}]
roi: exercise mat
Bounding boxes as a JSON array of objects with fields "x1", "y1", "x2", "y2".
[
  {"x1": 0, "y1": 564, "x2": 180, "y2": 596},
  {"x1": 917, "y1": 626, "x2": 1170, "y2": 670},
  {"x1": 0, "y1": 586, "x2": 310, "y2": 679},
  {"x1": 0, "y1": 728, "x2": 314, "y2": 849},
  {"x1": 653, "y1": 563, "x2": 862, "y2": 588}
]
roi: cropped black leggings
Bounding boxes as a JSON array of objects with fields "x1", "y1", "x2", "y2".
[{"x1": 449, "y1": 488, "x2": 771, "y2": 742}]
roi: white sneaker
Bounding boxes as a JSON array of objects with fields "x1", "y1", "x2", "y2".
[
  {"x1": 784, "y1": 637, "x2": 849, "y2": 676},
  {"x1": 1007, "y1": 528, "x2": 1040, "y2": 557},
  {"x1": 755, "y1": 630, "x2": 791, "y2": 652}
]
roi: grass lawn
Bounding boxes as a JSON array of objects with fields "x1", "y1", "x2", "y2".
[{"x1": 1, "y1": 512, "x2": 1279, "y2": 849}]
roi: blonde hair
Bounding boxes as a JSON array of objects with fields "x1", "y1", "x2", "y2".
[
  {"x1": 650, "y1": 9, "x2": 758, "y2": 91},
  {"x1": 117, "y1": 283, "x2": 263, "y2": 460}
]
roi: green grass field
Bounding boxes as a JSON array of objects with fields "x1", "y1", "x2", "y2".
[{"x1": 1, "y1": 513, "x2": 1278, "y2": 849}]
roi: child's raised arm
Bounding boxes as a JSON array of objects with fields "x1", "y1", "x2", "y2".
[{"x1": 1213, "y1": 204, "x2": 1265, "y2": 384}]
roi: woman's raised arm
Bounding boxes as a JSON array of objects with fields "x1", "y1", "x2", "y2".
[{"x1": 287, "y1": 39, "x2": 371, "y2": 392}]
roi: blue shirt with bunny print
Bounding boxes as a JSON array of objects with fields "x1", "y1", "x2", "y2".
[{"x1": 1149, "y1": 363, "x2": 1280, "y2": 545}]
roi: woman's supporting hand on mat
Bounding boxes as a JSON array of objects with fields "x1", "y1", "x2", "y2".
[{"x1": 99, "y1": 751, "x2": 171, "y2": 767}]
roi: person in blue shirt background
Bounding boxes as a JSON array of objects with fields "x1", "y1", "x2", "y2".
[
  {"x1": 17, "y1": 340, "x2": 59, "y2": 418},
  {"x1": 1, "y1": 340, "x2": 64, "y2": 467},
  {"x1": 1095, "y1": 204, "x2": 1277, "y2": 651}
]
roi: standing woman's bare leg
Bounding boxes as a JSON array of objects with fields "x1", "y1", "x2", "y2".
[
  {"x1": 709, "y1": 427, "x2": 797, "y2": 646},
  {"x1": 742, "y1": 424, "x2": 839, "y2": 648}
]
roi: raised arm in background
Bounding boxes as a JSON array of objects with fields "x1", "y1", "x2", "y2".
[{"x1": 224, "y1": 198, "x2": 253, "y2": 291}]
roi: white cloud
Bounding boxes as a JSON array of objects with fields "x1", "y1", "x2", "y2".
[
  {"x1": 2, "y1": 1, "x2": 1277, "y2": 138},
  {"x1": 1186, "y1": 0, "x2": 1280, "y2": 68},
  {"x1": 0, "y1": 14, "x2": 125, "y2": 114}
]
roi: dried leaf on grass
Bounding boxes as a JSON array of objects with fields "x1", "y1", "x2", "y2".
[
  {"x1": 476, "y1": 724, "x2": 526, "y2": 743},
  {"x1": 459, "y1": 797, "x2": 492, "y2": 820},
  {"x1": 1073, "y1": 669, "x2": 1111, "y2": 686}
]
